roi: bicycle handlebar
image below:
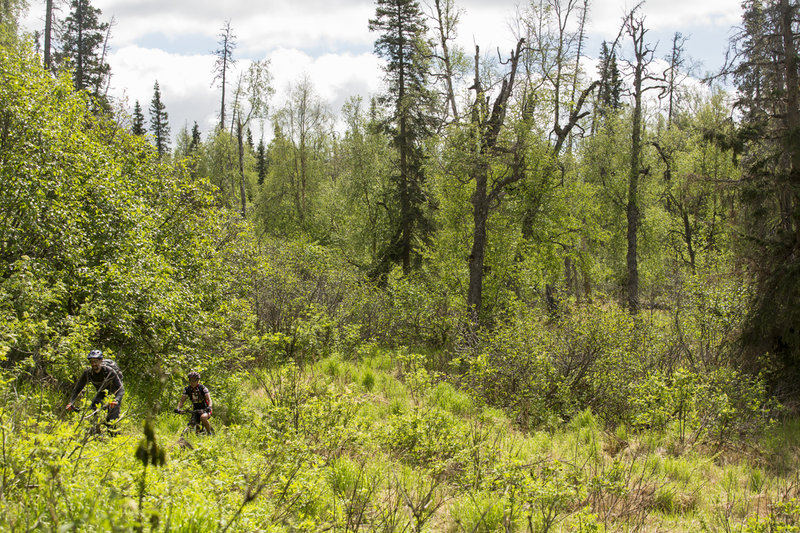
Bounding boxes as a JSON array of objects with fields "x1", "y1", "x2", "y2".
[
  {"x1": 174, "y1": 408, "x2": 209, "y2": 415},
  {"x1": 70, "y1": 404, "x2": 109, "y2": 413}
]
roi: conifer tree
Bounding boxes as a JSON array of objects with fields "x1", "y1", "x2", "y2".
[
  {"x1": 369, "y1": 0, "x2": 436, "y2": 276},
  {"x1": 596, "y1": 41, "x2": 622, "y2": 118},
  {"x1": 246, "y1": 127, "x2": 254, "y2": 151},
  {"x1": 131, "y1": 100, "x2": 146, "y2": 136},
  {"x1": 733, "y1": 0, "x2": 800, "y2": 385},
  {"x1": 149, "y1": 81, "x2": 170, "y2": 157},
  {"x1": 54, "y1": 0, "x2": 110, "y2": 99},
  {"x1": 256, "y1": 137, "x2": 267, "y2": 185},
  {"x1": 189, "y1": 121, "x2": 201, "y2": 152}
]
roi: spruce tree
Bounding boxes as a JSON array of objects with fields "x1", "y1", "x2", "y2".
[
  {"x1": 256, "y1": 138, "x2": 267, "y2": 185},
  {"x1": 369, "y1": 0, "x2": 436, "y2": 276},
  {"x1": 131, "y1": 100, "x2": 146, "y2": 136},
  {"x1": 596, "y1": 41, "x2": 622, "y2": 116},
  {"x1": 54, "y1": 0, "x2": 110, "y2": 99},
  {"x1": 189, "y1": 121, "x2": 201, "y2": 152},
  {"x1": 149, "y1": 81, "x2": 170, "y2": 157},
  {"x1": 733, "y1": 0, "x2": 800, "y2": 387}
]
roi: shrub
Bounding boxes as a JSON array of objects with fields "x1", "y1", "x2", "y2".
[
  {"x1": 458, "y1": 310, "x2": 566, "y2": 429},
  {"x1": 458, "y1": 302, "x2": 653, "y2": 428}
]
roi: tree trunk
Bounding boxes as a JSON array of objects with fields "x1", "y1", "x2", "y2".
[
  {"x1": 779, "y1": 0, "x2": 800, "y2": 244},
  {"x1": 397, "y1": 22, "x2": 411, "y2": 275},
  {"x1": 465, "y1": 40, "x2": 525, "y2": 321},
  {"x1": 626, "y1": 18, "x2": 646, "y2": 315},
  {"x1": 433, "y1": 0, "x2": 459, "y2": 122},
  {"x1": 237, "y1": 118, "x2": 246, "y2": 217},
  {"x1": 300, "y1": 130, "x2": 307, "y2": 223},
  {"x1": 399, "y1": 119, "x2": 411, "y2": 274},
  {"x1": 467, "y1": 166, "x2": 489, "y2": 316},
  {"x1": 44, "y1": 0, "x2": 53, "y2": 70},
  {"x1": 76, "y1": 0, "x2": 84, "y2": 91}
]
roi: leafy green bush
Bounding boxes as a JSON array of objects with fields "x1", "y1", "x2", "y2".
[
  {"x1": 0, "y1": 43, "x2": 252, "y2": 388},
  {"x1": 459, "y1": 302, "x2": 652, "y2": 428},
  {"x1": 384, "y1": 269, "x2": 463, "y2": 348},
  {"x1": 456, "y1": 298, "x2": 776, "y2": 449},
  {"x1": 458, "y1": 310, "x2": 566, "y2": 429},
  {"x1": 746, "y1": 498, "x2": 800, "y2": 532},
  {"x1": 631, "y1": 366, "x2": 776, "y2": 448},
  {"x1": 383, "y1": 407, "x2": 464, "y2": 473},
  {"x1": 451, "y1": 491, "x2": 507, "y2": 532}
]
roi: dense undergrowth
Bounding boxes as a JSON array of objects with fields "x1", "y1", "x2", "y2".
[{"x1": 1, "y1": 344, "x2": 798, "y2": 532}]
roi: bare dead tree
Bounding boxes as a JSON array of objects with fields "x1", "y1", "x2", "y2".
[
  {"x1": 212, "y1": 20, "x2": 236, "y2": 131},
  {"x1": 425, "y1": 0, "x2": 462, "y2": 123},
  {"x1": 466, "y1": 39, "x2": 526, "y2": 321},
  {"x1": 623, "y1": 9, "x2": 660, "y2": 314}
]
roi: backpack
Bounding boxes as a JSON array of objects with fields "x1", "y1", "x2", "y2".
[{"x1": 102, "y1": 359, "x2": 123, "y2": 382}]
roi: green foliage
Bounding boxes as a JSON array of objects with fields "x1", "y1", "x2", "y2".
[
  {"x1": 451, "y1": 491, "x2": 507, "y2": 532},
  {"x1": 630, "y1": 366, "x2": 776, "y2": 448},
  {"x1": 385, "y1": 269, "x2": 463, "y2": 347},
  {"x1": 0, "y1": 341, "x2": 796, "y2": 532},
  {"x1": 53, "y1": 0, "x2": 110, "y2": 99},
  {"x1": 0, "y1": 43, "x2": 256, "y2": 392},
  {"x1": 731, "y1": 0, "x2": 800, "y2": 389},
  {"x1": 383, "y1": 406, "x2": 463, "y2": 471},
  {"x1": 320, "y1": 96, "x2": 395, "y2": 270},
  {"x1": 251, "y1": 239, "x2": 362, "y2": 364},
  {"x1": 0, "y1": 0, "x2": 26, "y2": 43},
  {"x1": 457, "y1": 296, "x2": 776, "y2": 451},
  {"x1": 746, "y1": 499, "x2": 800, "y2": 532},
  {"x1": 460, "y1": 301, "x2": 656, "y2": 428}
]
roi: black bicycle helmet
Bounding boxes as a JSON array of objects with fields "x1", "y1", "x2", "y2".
[
  {"x1": 87, "y1": 349, "x2": 103, "y2": 360},
  {"x1": 188, "y1": 371, "x2": 200, "y2": 381}
]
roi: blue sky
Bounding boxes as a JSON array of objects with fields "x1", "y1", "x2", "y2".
[{"x1": 23, "y1": 0, "x2": 743, "y2": 143}]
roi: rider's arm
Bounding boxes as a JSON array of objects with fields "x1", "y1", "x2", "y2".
[
  {"x1": 107, "y1": 368, "x2": 124, "y2": 404},
  {"x1": 112, "y1": 376, "x2": 124, "y2": 404},
  {"x1": 177, "y1": 394, "x2": 187, "y2": 410},
  {"x1": 204, "y1": 392, "x2": 212, "y2": 410},
  {"x1": 67, "y1": 369, "x2": 89, "y2": 406}
]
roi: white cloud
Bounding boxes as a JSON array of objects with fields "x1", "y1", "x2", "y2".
[
  {"x1": 108, "y1": 46, "x2": 219, "y2": 134},
  {"x1": 104, "y1": 45, "x2": 382, "y2": 142},
  {"x1": 92, "y1": 0, "x2": 375, "y2": 53},
  {"x1": 592, "y1": 0, "x2": 741, "y2": 34},
  {"x1": 21, "y1": 0, "x2": 743, "y2": 144}
]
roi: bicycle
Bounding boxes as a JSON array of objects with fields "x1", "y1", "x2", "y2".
[
  {"x1": 69, "y1": 403, "x2": 111, "y2": 437},
  {"x1": 65, "y1": 403, "x2": 122, "y2": 461},
  {"x1": 173, "y1": 408, "x2": 215, "y2": 436}
]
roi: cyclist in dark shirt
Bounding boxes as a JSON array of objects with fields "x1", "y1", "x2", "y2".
[
  {"x1": 176, "y1": 371, "x2": 214, "y2": 434},
  {"x1": 66, "y1": 350, "x2": 124, "y2": 434}
]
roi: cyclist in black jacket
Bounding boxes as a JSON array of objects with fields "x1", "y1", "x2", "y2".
[
  {"x1": 66, "y1": 350, "x2": 124, "y2": 434},
  {"x1": 176, "y1": 371, "x2": 214, "y2": 434}
]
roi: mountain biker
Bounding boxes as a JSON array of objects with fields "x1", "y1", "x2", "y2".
[
  {"x1": 66, "y1": 349, "x2": 124, "y2": 435},
  {"x1": 175, "y1": 371, "x2": 214, "y2": 434}
]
